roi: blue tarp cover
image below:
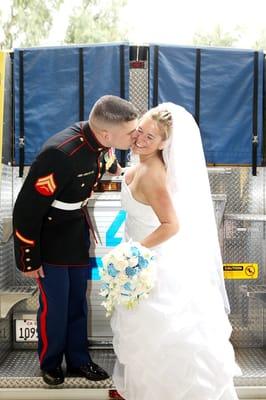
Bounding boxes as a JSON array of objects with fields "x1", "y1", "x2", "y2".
[
  {"x1": 14, "y1": 43, "x2": 129, "y2": 164},
  {"x1": 149, "y1": 45, "x2": 264, "y2": 165}
]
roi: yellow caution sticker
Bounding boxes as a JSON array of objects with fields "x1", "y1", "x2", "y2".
[{"x1": 223, "y1": 263, "x2": 258, "y2": 280}]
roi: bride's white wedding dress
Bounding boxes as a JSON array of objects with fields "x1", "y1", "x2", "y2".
[{"x1": 110, "y1": 177, "x2": 240, "y2": 400}]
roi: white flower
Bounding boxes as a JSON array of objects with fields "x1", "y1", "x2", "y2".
[
  {"x1": 115, "y1": 259, "x2": 129, "y2": 271},
  {"x1": 128, "y1": 256, "x2": 138, "y2": 267}
]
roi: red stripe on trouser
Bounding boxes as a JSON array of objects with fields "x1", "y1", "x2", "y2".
[{"x1": 37, "y1": 278, "x2": 48, "y2": 365}]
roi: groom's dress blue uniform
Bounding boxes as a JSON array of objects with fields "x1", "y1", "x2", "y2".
[{"x1": 13, "y1": 122, "x2": 118, "y2": 370}]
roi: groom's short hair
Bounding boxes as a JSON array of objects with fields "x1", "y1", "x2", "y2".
[{"x1": 89, "y1": 95, "x2": 138, "y2": 126}]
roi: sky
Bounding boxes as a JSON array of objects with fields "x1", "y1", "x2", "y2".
[
  {"x1": 48, "y1": 0, "x2": 266, "y2": 49},
  {"x1": 121, "y1": 0, "x2": 266, "y2": 47},
  {"x1": 1, "y1": 0, "x2": 266, "y2": 49}
]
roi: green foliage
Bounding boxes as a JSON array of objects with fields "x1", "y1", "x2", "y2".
[
  {"x1": 64, "y1": 0, "x2": 128, "y2": 44},
  {"x1": 0, "y1": 0, "x2": 63, "y2": 50},
  {"x1": 253, "y1": 29, "x2": 266, "y2": 50},
  {"x1": 193, "y1": 25, "x2": 242, "y2": 47}
]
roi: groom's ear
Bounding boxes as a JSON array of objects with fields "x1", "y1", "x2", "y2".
[{"x1": 102, "y1": 130, "x2": 112, "y2": 144}]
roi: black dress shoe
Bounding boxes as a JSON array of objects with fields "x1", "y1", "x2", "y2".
[
  {"x1": 42, "y1": 366, "x2": 64, "y2": 385},
  {"x1": 68, "y1": 362, "x2": 109, "y2": 381}
]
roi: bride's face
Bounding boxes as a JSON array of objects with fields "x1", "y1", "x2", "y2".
[{"x1": 132, "y1": 115, "x2": 165, "y2": 155}]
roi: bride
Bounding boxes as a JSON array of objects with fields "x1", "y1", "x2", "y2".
[{"x1": 110, "y1": 103, "x2": 240, "y2": 400}]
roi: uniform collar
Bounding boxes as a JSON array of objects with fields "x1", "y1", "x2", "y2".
[{"x1": 81, "y1": 121, "x2": 107, "y2": 152}]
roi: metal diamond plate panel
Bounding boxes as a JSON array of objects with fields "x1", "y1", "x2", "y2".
[
  {"x1": 0, "y1": 106, "x2": 14, "y2": 357},
  {"x1": 0, "y1": 164, "x2": 13, "y2": 218},
  {"x1": 88, "y1": 282, "x2": 112, "y2": 338},
  {"x1": 129, "y1": 66, "x2": 148, "y2": 115},
  {"x1": 0, "y1": 242, "x2": 13, "y2": 289},
  {"x1": 0, "y1": 350, "x2": 115, "y2": 388},
  {"x1": 234, "y1": 348, "x2": 266, "y2": 386},
  {"x1": 0, "y1": 348, "x2": 265, "y2": 388},
  {"x1": 12, "y1": 167, "x2": 36, "y2": 287},
  {"x1": 0, "y1": 164, "x2": 15, "y2": 289},
  {"x1": 0, "y1": 316, "x2": 12, "y2": 364},
  {"x1": 12, "y1": 292, "x2": 39, "y2": 313},
  {"x1": 209, "y1": 167, "x2": 265, "y2": 214},
  {"x1": 209, "y1": 167, "x2": 266, "y2": 348}
]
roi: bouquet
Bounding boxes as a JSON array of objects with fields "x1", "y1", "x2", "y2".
[{"x1": 100, "y1": 241, "x2": 156, "y2": 316}]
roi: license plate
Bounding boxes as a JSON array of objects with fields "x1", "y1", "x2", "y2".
[{"x1": 15, "y1": 319, "x2": 38, "y2": 342}]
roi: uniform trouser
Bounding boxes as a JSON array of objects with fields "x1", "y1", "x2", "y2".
[{"x1": 37, "y1": 264, "x2": 92, "y2": 371}]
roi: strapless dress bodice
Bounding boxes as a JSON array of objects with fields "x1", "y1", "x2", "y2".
[{"x1": 121, "y1": 177, "x2": 160, "y2": 242}]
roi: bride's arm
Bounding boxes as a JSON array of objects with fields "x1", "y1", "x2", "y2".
[{"x1": 139, "y1": 170, "x2": 179, "y2": 248}]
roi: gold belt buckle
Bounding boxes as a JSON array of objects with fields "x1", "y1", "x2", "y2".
[{"x1": 81, "y1": 198, "x2": 89, "y2": 208}]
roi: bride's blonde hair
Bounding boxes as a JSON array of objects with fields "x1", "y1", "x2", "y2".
[{"x1": 147, "y1": 106, "x2": 173, "y2": 140}]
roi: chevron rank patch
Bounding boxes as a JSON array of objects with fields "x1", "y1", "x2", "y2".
[{"x1": 34, "y1": 173, "x2": 57, "y2": 196}]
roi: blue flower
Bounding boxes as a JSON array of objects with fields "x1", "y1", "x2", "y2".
[
  {"x1": 101, "y1": 283, "x2": 109, "y2": 290},
  {"x1": 123, "y1": 282, "x2": 132, "y2": 291},
  {"x1": 107, "y1": 263, "x2": 119, "y2": 278},
  {"x1": 138, "y1": 256, "x2": 148, "y2": 269},
  {"x1": 131, "y1": 246, "x2": 140, "y2": 257},
  {"x1": 125, "y1": 266, "x2": 137, "y2": 277}
]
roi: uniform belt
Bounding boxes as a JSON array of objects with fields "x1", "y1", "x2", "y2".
[{"x1": 51, "y1": 198, "x2": 89, "y2": 210}]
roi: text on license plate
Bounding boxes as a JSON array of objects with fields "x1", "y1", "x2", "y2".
[{"x1": 15, "y1": 319, "x2": 38, "y2": 342}]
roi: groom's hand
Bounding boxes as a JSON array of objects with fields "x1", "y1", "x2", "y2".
[
  {"x1": 106, "y1": 162, "x2": 124, "y2": 176},
  {"x1": 22, "y1": 265, "x2": 45, "y2": 279}
]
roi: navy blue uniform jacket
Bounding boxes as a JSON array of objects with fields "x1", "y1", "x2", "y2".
[{"x1": 13, "y1": 122, "x2": 118, "y2": 272}]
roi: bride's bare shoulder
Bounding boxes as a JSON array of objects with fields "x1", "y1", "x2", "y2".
[{"x1": 141, "y1": 159, "x2": 166, "y2": 188}]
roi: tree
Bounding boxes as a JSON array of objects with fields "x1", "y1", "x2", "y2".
[
  {"x1": 193, "y1": 25, "x2": 242, "y2": 47},
  {"x1": 253, "y1": 29, "x2": 266, "y2": 50},
  {"x1": 64, "y1": 0, "x2": 128, "y2": 44},
  {"x1": 0, "y1": 0, "x2": 63, "y2": 50}
]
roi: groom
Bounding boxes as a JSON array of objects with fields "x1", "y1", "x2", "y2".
[{"x1": 13, "y1": 95, "x2": 139, "y2": 385}]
